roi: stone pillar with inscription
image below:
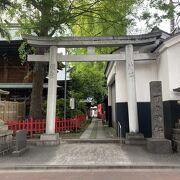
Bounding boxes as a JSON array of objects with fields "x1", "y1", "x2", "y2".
[
  {"x1": 39, "y1": 46, "x2": 60, "y2": 146},
  {"x1": 147, "y1": 81, "x2": 172, "y2": 153},
  {"x1": 125, "y1": 44, "x2": 144, "y2": 145}
]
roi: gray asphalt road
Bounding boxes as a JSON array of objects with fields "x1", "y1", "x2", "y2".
[{"x1": 1, "y1": 169, "x2": 180, "y2": 180}]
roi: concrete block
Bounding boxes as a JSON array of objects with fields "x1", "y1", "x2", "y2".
[
  {"x1": 172, "y1": 129, "x2": 180, "y2": 141},
  {"x1": 0, "y1": 125, "x2": 8, "y2": 131},
  {"x1": 15, "y1": 130, "x2": 27, "y2": 151},
  {"x1": 0, "y1": 130, "x2": 13, "y2": 137},
  {"x1": 0, "y1": 130, "x2": 13, "y2": 154},
  {"x1": 37, "y1": 133, "x2": 60, "y2": 146},
  {"x1": 146, "y1": 138, "x2": 172, "y2": 153},
  {"x1": 173, "y1": 128, "x2": 180, "y2": 134},
  {"x1": 175, "y1": 123, "x2": 180, "y2": 129},
  {"x1": 172, "y1": 140, "x2": 180, "y2": 152},
  {"x1": 125, "y1": 133, "x2": 146, "y2": 145},
  {"x1": 12, "y1": 130, "x2": 28, "y2": 156}
]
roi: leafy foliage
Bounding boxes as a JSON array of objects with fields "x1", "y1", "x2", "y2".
[
  {"x1": 0, "y1": 0, "x2": 11, "y2": 9},
  {"x1": 6, "y1": 0, "x2": 110, "y2": 37},
  {"x1": 43, "y1": 98, "x2": 87, "y2": 118},
  {"x1": 18, "y1": 41, "x2": 36, "y2": 63},
  {"x1": 69, "y1": 0, "x2": 139, "y2": 105},
  {"x1": 70, "y1": 62, "x2": 107, "y2": 104},
  {"x1": 4, "y1": 0, "x2": 139, "y2": 118},
  {"x1": 72, "y1": 0, "x2": 137, "y2": 36},
  {"x1": 140, "y1": 0, "x2": 180, "y2": 32},
  {"x1": 0, "y1": 0, "x2": 12, "y2": 40},
  {"x1": 69, "y1": 1, "x2": 140, "y2": 106},
  {"x1": 0, "y1": 23, "x2": 11, "y2": 40}
]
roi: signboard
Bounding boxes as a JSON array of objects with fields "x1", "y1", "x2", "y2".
[{"x1": 70, "y1": 98, "x2": 75, "y2": 110}]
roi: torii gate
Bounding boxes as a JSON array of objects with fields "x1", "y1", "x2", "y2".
[{"x1": 23, "y1": 33, "x2": 158, "y2": 145}]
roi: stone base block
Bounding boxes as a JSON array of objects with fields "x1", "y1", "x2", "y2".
[
  {"x1": 146, "y1": 138, "x2": 172, "y2": 153},
  {"x1": 37, "y1": 133, "x2": 60, "y2": 146},
  {"x1": 12, "y1": 147, "x2": 29, "y2": 157},
  {"x1": 125, "y1": 133, "x2": 145, "y2": 145}
]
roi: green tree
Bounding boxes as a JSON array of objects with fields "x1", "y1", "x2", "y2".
[
  {"x1": 70, "y1": 0, "x2": 138, "y2": 105},
  {"x1": 5, "y1": 0, "x2": 106, "y2": 119},
  {"x1": 5, "y1": 0, "x2": 138, "y2": 119},
  {"x1": 140, "y1": 0, "x2": 180, "y2": 32},
  {"x1": 70, "y1": 62, "x2": 106, "y2": 104},
  {"x1": 0, "y1": 0, "x2": 11, "y2": 39},
  {"x1": 72, "y1": 0, "x2": 137, "y2": 37}
]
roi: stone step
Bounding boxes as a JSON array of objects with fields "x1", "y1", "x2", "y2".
[
  {"x1": 63, "y1": 139, "x2": 125, "y2": 144},
  {"x1": 172, "y1": 132, "x2": 180, "y2": 141},
  {"x1": 172, "y1": 128, "x2": 180, "y2": 134},
  {"x1": 0, "y1": 125, "x2": 8, "y2": 131},
  {"x1": 175, "y1": 123, "x2": 180, "y2": 129},
  {"x1": 172, "y1": 129, "x2": 180, "y2": 141},
  {"x1": 125, "y1": 139, "x2": 146, "y2": 145},
  {"x1": 0, "y1": 130, "x2": 13, "y2": 137},
  {"x1": 126, "y1": 133, "x2": 144, "y2": 140},
  {"x1": 125, "y1": 133, "x2": 145, "y2": 145},
  {"x1": 146, "y1": 138, "x2": 172, "y2": 154},
  {"x1": 172, "y1": 140, "x2": 180, "y2": 153}
]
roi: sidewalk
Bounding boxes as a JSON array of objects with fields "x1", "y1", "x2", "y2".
[
  {"x1": 0, "y1": 142, "x2": 180, "y2": 169},
  {"x1": 0, "y1": 118, "x2": 180, "y2": 169}
]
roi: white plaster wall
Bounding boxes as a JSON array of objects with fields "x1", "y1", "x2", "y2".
[
  {"x1": 167, "y1": 43, "x2": 180, "y2": 100},
  {"x1": 157, "y1": 42, "x2": 180, "y2": 101},
  {"x1": 111, "y1": 48, "x2": 158, "y2": 103},
  {"x1": 108, "y1": 86, "x2": 112, "y2": 106},
  {"x1": 157, "y1": 50, "x2": 171, "y2": 101},
  {"x1": 135, "y1": 61, "x2": 158, "y2": 102},
  {"x1": 114, "y1": 60, "x2": 157, "y2": 103},
  {"x1": 115, "y1": 61, "x2": 127, "y2": 102}
]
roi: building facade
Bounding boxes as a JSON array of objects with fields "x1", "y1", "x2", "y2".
[{"x1": 105, "y1": 29, "x2": 180, "y2": 139}]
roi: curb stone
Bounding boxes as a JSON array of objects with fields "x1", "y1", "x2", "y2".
[{"x1": 0, "y1": 165, "x2": 180, "y2": 170}]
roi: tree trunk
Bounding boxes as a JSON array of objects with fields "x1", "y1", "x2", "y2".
[
  {"x1": 170, "y1": 0, "x2": 175, "y2": 32},
  {"x1": 29, "y1": 28, "x2": 48, "y2": 119},
  {"x1": 29, "y1": 61, "x2": 46, "y2": 119}
]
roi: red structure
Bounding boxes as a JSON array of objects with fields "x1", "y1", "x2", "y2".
[
  {"x1": 97, "y1": 104, "x2": 106, "y2": 121},
  {"x1": 6, "y1": 115, "x2": 86, "y2": 138},
  {"x1": 97, "y1": 104, "x2": 102, "y2": 117}
]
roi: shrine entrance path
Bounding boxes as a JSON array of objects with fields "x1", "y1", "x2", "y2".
[{"x1": 80, "y1": 118, "x2": 117, "y2": 140}]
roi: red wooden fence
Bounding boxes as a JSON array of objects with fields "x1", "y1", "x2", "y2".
[{"x1": 5, "y1": 115, "x2": 86, "y2": 138}]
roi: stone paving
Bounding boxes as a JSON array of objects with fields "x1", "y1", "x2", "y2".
[
  {"x1": 80, "y1": 119, "x2": 97, "y2": 139},
  {"x1": 0, "y1": 118, "x2": 180, "y2": 168},
  {"x1": 80, "y1": 118, "x2": 116, "y2": 139},
  {"x1": 0, "y1": 143, "x2": 180, "y2": 167}
]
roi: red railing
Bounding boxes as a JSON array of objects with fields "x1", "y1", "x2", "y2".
[{"x1": 5, "y1": 115, "x2": 86, "y2": 138}]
